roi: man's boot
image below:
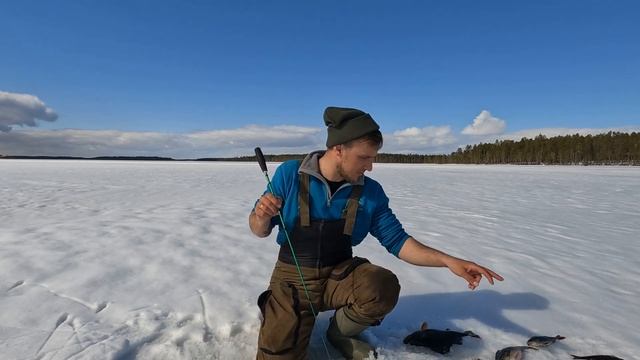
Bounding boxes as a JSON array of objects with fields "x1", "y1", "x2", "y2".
[{"x1": 326, "y1": 307, "x2": 377, "y2": 360}]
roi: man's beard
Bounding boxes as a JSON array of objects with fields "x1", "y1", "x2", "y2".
[{"x1": 336, "y1": 162, "x2": 354, "y2": 183}]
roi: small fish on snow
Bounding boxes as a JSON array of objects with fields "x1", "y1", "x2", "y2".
[
  {"x1": 495, "y1": 346, "x2": 537, "y2": 360},
  {"x1": 526, "y1": 334, "x2": 565, "y2": 348},
  {"x1": 403, "y1": 321, "x2": 481, "y2": 354}
]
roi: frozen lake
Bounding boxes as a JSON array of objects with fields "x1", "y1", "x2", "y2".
[{"x1": 1, "y1": 160, "x2": 638, "y2": 359}]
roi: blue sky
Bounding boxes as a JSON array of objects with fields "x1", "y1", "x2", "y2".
[{"x1": 1, "y1": 1, "x2": 639, "y2": 158}]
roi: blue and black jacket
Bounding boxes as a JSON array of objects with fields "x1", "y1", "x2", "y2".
[{"x1": 263, "y1": 150, "x2": 410, "y2": 257}]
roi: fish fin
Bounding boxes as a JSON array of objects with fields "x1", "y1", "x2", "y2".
[{"x1": 420, "y1": 321, "x2": 428, "y2": 331}]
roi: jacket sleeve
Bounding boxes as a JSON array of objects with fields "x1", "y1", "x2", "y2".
[
  {"x1": 368, "y1": 184, "x2": 410, "y2": 257},
  {"x1": 259, "y1": 160, "x2": 295, "y2": 229}
]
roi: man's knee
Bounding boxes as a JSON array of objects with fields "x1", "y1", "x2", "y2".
[
  {"x1": 352, "y1": 265, "x2": 400, "y2": 319},
  {"x1": 256, "y1": 282, "x2": 315, "y2": 359}
]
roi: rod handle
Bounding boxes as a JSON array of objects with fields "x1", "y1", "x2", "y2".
[{"x1": 254, "y1": 147, "x2": 268, "y2": 172}]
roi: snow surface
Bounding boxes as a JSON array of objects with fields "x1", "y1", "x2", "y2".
[{"x1": 1, "y1": 160, "x2": 638, "y2": 360}]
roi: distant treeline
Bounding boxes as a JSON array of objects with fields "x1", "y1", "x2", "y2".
[
  {"x1": 220, "y1": 132, "x2": 640, "y2": 165},
  {"x1": 2, "y1": 132, "x2": 638, "y2": 165},
  {"x1": 375, "y1": 131, "x2": 640, "y2": 165},
  {"x1": 442, "y1": 131, "x2": 639, "y2": 165}
]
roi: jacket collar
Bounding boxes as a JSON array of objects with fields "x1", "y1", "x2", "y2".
[{"x1": 299, "y1": 150, "x2": 365, "y2": 186}]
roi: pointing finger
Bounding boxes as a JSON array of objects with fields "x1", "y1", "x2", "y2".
[
  {"x1": 481, "y1": 268, "x2": 496, "y2": 285},
  {"x1": 480, "y1": 267, "x2": 505, "y2": 285},
  {"x1": 488, "y1": 269, "x2": 504, "y2": 282}
]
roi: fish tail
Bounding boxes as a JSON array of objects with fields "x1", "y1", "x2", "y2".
[
  {"x1": 556, "y1": 335, "x2": 566, "y2": 340},
  {"x1": 464, "y1": 330, "x2": 481, "y2": 338}
]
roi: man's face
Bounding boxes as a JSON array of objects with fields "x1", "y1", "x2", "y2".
[{"x1": 336, "y1": 140, "x2": 379, "y2": 183}]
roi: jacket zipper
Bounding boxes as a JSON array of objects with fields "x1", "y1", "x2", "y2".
[{"x1": 300, "y1": 169, "x2": 351, "y2": 208}]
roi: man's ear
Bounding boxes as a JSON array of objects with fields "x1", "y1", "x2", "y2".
[{"x1": 334, "y1": 144, "x2": 344, "y2": 158}]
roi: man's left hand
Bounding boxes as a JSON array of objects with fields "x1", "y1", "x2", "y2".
[{"x1": 445, "y1": 258, "x2": 504, "y2": 290}]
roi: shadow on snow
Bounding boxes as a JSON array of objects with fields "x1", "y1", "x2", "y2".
[{"x1": 389, "y1": 290, "x2": 549, "y2": 336}]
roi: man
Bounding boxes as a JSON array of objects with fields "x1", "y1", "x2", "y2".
[{"x1": 249, "y1": 107, "x2": 503, "y2": 360}]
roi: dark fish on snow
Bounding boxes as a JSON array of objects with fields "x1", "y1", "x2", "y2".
[
  {"x1": 495, "y1": 346, "x2": 537, "y2": 360},
  {"x1": 403, "y1": 321, "x2": 480, "y2": 354},
  {"x1": 571, "y1": 355, "x2": 624, "y2": 360},
  {"x1": 526, "y1": 334, "x2": 566, "y2": 348}
]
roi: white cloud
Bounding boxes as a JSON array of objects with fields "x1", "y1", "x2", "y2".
[
  {"x1": 1, "y1": 119, "x2": 637, "y2": 159},
  {"x1": 462, "y1": 110, "x2": 506, "y2": 136},
  {"x1": 0, "y1": 123, "x2": 460, "y2": 157},
  {"x1": 383, "y1": 125, "x2": 457, "y2": 153},
  {"x1": 0, "y1": 91, "x2": 58, "y2": 132},
  {"x1": 186, "y1": 125, "x2": 321, "y2": 148},
  {"x1": 0, "y1": 126, "x2": 324, "y2": 158}
]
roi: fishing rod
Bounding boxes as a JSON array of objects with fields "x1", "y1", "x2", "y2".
[{"x1": 254, "y1": 147, "x2": 332, "y2": 359}]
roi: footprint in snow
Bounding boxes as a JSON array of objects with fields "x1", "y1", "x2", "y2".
[
  {"x1": 54, "y1": 313, "x2": 69, "y2": 327},
  {"x1": 35, "y1": 313, "x2": 70, "y2": 356},
  {"x1": 7, "y1": 280, "x2": 24, "y2": 291},
  {"x1": 177, "y1": 314, "x2": 194, "y2": 328},
  {"x1": 95, "y1": 302, "x2": 108, "y2": 313}
]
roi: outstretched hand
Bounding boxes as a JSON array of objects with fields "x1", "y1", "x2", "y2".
[{"x1": 445, "y1": 258, "x2": 504, "y2": 290}]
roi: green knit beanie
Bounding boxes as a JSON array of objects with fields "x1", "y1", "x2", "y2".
[{"x1": 324, "y1": 106, "x2": 380, "y2": 147}]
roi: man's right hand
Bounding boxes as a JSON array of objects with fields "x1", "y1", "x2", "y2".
[
  {"x1": 249, "y1": 194, "x2": 282, "y2": 237},
  {"x1": 254, "y1": 193, "x2": 282, "y2": 220}
]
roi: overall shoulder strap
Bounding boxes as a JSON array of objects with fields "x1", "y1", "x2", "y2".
[
  {"x1": 342, "y1": 185, "x2": 363, "y2": 236},
  {"x1": 298, "y1": 161, "x2": 311, "y2": 227}
]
